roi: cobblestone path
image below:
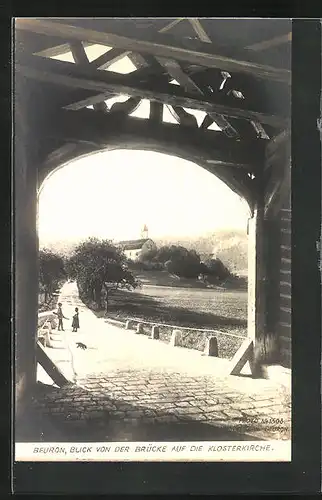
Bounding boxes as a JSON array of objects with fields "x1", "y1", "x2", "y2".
[{"x1": 24, "y1": 282, "x2": 291, "y2": 442}]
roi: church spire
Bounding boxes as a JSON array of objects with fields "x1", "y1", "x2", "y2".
[{"x1": 141, "y1": 224, "x2": 148, "y2": 239}]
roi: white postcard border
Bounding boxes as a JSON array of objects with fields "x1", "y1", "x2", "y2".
[{"x1": 15, "y1": 440, "x2": 292, "y2": 462}]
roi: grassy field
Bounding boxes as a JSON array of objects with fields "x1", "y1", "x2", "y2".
[
  {"x1": 132, "y1": 269, "x2": 208, "y2": 288},
  {"x1": 97, "y1": 284, "x2": 248, "y2": 359}
]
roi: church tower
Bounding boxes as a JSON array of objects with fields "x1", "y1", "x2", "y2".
[{"x1": 141, "y1": 224, "x2": 148, "y2": 239}]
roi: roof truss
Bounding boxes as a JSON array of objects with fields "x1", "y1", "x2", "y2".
[
  {"x1": 15, "y1": 17, "x2": 291, "y2": 206},
  {"x1": 16, "y1": 53, "x2": 288, "y2": 129},
  {"x1": 15, "y1": 19, "x2": 291, "y2": 84}
]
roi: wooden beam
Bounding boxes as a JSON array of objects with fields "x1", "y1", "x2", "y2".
[
  {"x1": 41, "y1": 108, "x2": 261, "y2": 169},
  {"x1": 205, "y1": 165, "x2": 254, "y2": 211},
  {"x1": 35, "y1": 107, "x2": 256, "y2": 205},
  {"x1": 16, "y1": 55, "x2": 288, "y2": 128},
  {"x1": 69, "y1": 41, "x2": 89, "y2": 65},
  {"x1": 15, "y1": 19, "x2": 291, "y2": 83},
  {"x1": 149, "y1": 101, "x2": 163, "y2": 123},
  {"x1": 37, "y1": 120, "x2": 255, "y2": 207},
  {"x1": 109, "y1": 96, "x2": 141, "y2": 115},
  {"x1": 266, "y1": 128, "x2": 291, "y2": 159},
  {"x1": 127, "y1": 52, "x2": 150, "y2": 69},
  {"x1": 208, "y1": 113, "x2": 239, "y2": 137},
  {"x1": 250, "y1": 121, "x2": 270, "y2": 139},
  {"x1": 91, "y1": 47, "x2": 131, "y2": 69},
  {"x1": 188, "y1": 18, "x2": 212, "y2": 43},
  {"x1": 170, "y1": 106, "x2": 198, "y2": 127},
  {"x1": 264, "y1": 158, "x2": 291, "y2": 217},
  {"x1": 128, "y1": 53, "x2": 167, "y2": 79},
  {"x1": 200, "y1": 113, "x2": 232, "y2": 134},
  {"x1": 159, "y1": 18, "x2": 185, "y2": 33},
  {"x1": 59, "y1": 58, "x2": 184, "y2": 117},
  {"x1": 35, "y1": 41, "x2": 94, "y2": 58},
  {"x1": 38, "y1": 142, "x2": 95, "y2": 187},
  {"x1": 156, "y1": 57, "x2": 204, "y2": 94},
  {"x1": 69, "y1": 41, "x2": 108, "y2": 112},
  {"x1": 247, "y1": 32, "x2": 292, "y2": 52},
  {"x1": 192, "y1": 67, "x2": 290, "y2": 132}
]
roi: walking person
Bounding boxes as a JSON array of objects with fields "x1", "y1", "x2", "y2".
[
  {"x1": 54, "y1": 302, "x2": 68, "y2": 331},
  {"x1": 72, "y1": 307, "x2": 80, "y2": 332}
]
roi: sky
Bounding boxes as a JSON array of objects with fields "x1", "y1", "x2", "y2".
[
  {"x1": 38, "y1": 149, "x2": 250, "y2": 245},
  {"x1": 37, "y1": 43, "x2": 250, "y2": 246}
]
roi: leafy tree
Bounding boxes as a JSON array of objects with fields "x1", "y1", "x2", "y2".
[
  {"x1": 138, "y1": 246, "x2": 158, "y2": 263},
  {"x1": 155, "y1": 245, "x2": 174, "y2": 263},
  {"x1": 39, "y1": 249, "x2": 66, "y2": 302},
  {"x1": 67, "y1": 237, "x2": 140, "y2": 311},
  {"x1": 157, "y1": 245, "x2": 201, "y2": 279}
]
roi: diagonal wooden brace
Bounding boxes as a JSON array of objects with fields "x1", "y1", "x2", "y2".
[
  {"x1": 229, "y1": 337, "x2": 254, "y2": 376},
  {"x1": 36, "y1": 341, "x2": 71, "y2": 387}
]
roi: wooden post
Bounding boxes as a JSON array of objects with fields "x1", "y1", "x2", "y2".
[
  {"x1": 14, "y1": 89, "x2": 39, "y2": 418},
  {"x1": 247, "y1": 207, "x2": 266, "y2": 375},
  {"x1": 248, "y1": 207, "x2": 266, "y2": 341},
  {"x1": 229, "y1": 206, "x2": 266, "y2": 377}
]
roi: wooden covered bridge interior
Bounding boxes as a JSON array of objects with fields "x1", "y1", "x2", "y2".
[{"x1": 14, "y1": 18, "x2": 291, "y2": 416}]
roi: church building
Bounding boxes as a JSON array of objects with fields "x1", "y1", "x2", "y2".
[{"x1": 118, "y1": 225, "x2": 157, "y2": 261}]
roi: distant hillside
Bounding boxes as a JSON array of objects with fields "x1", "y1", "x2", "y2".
[
  {"x1": 212, "y1": 231, "x2": 248, "y2": 276},
  {"x1": 154, "y1": 229, "x2": 248, "y2": 276},
  {"x1": 41, "y1": 230, "x2": 248, "y2": 276}
]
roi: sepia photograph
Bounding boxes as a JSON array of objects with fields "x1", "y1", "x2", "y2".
[{"x1": 14, "y1": 17, "x2": 291, "y2": 463}]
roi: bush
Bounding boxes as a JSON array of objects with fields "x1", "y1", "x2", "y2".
[
  {"x1": 158, "y1": 245, "x2": 201, "y2": 279},
  {"x1": 39, "y1": 248, "x2": 66, "y2": 302},
  {"x1": 202, "y1": 257, "x2": 231, "y2": 282}
]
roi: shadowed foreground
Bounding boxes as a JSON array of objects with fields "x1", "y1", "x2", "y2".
[{"x1": 17, "y1": 382, "x2": 261, "y2": 443}]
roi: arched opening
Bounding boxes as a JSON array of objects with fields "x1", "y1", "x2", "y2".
[{"x1": 37, "y1": 148, "x2": 252, "y2": 386}]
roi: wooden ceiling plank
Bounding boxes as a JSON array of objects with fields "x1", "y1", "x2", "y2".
[{"x1": 15, "y1": 18, "x2": 291, "y2": 83}]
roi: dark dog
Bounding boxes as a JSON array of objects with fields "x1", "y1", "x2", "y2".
[{"x1": 76, "y1": 342, "x2": 87, "y2": 350}]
